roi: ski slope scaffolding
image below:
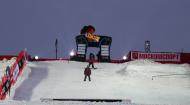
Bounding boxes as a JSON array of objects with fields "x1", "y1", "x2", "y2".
[{"x1": 3, "y1": 60, "x2": 190, "y2": 105}]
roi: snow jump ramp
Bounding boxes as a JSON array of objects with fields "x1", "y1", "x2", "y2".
[{"x1": 40, "y1": 98, "x2": 131, "y2": 103}]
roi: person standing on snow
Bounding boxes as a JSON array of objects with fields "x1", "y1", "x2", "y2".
[{"x1": 84, "y1": 65, "x2": 91, "y2": 81}]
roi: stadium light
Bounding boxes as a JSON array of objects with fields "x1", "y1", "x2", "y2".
[
  {"x1": 34, "y1": 56, "x2": 39, "y2": 60},
  {"x1": 70, "y1": 50, "x2": 75, "y2": 57},
  {"x1": 122, "y1": 55, "x2": 127, "y2": 60}
]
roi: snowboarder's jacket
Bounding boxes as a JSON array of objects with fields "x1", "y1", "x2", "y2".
[
  {"x1": 89, "y1": 58, "x2": 95, "y2": 64},
  {"x1": 89, "y1": 53, "x2": 95, "y2": 63},
  {"x1": 84, "y1": 67, "x2": 91, "y2": 76}
]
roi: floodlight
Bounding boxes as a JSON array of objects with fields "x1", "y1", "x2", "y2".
[
  {"x1": 34, "y1": 56, "x2": 39, "y2": 60},
  {"x1": 70, "y1": 50, "x2": 75, "y2": 56},
  {"x1": 123, "y1": 55, "x2": 127, "y2": 60}
]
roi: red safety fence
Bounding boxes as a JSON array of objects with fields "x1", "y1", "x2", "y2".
[
  {"x1": 0, "y1": 55, "x2": 17, "y2": 60},
  {"x1": 30, "y1": 58, "x2": 125, "y2": 64},
  {"x1": 0, "y1": 50, "x2": 28, "y2": 100},
  {"x1": 28, "y1": 51, "x2": 190, "y2": 64}
]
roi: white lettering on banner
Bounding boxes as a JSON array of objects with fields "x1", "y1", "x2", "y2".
[
  {"x1": 101, "y1": 53, "x2": 109, "y2": 56},
  {"x1": 101, "y1": 47, "x2": 109, "y2": 51},
  {"x1": 77, "y1": 51, "x2": 85, "y2": 55},
  {"x1": 77, "y1": 44, "x2": 86, "y2": 55},
  {"x1": 13, "y1": 64, "x2": 19, "y2": 81},
  {"x1": 78, "y1": 47, "x2": 86, "y2": 50},
  {"x1": 131, "y1": 52, "x2": 181, "y2": 62},
  {"x1": 77, "y1": 49, "x2": 85, "y2": 52},
  {"x1": 101, "y1": 45, "x2": 109, "y2": 50},
  {"x1": 101, "y1": 50, "x2": 109, "y2": 54},
  {"x1": 78, "y1": 44, "x2": 86, "y2": 47},
  {"x1": 101, "y1": 45, "x2": 109, "y2": 48}
]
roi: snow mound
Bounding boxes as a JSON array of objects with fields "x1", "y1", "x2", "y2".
[
  {"x1": 6, "y1": 60, "x2": 190, "y2": 105},
  {"x1": 120, "y1": 59, "x2": 190, "y2": 79}
]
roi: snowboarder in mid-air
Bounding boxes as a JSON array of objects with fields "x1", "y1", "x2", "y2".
[{"x1": 84, "y1": 65, "x2": 91, "y2": 81}]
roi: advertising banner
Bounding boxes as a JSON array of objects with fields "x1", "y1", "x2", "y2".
[
  {"x1": 131, "y1": 51, "x2": 181, "y2": 62},
  {"x1": 85, "y1": 33, "x2": 100, "y2": 42}
]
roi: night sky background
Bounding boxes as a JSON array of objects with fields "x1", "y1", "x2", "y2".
[{"x1": 0, "y1": 0, "x2": 190, "y2": 59}]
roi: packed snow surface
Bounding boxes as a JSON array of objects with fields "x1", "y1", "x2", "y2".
[{"x1": 1, "y1": 60, "x2": 190, "y2": 105}]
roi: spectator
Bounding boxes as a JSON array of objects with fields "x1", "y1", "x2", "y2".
[{"x1": 84, "y1": 65, "x2": 91, "y2": 81}]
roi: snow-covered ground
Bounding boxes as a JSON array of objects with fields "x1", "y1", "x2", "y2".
[{"x1": 1, "y1": 60, "x2": 190, "y2": 105}]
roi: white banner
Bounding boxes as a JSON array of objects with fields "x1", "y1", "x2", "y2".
[{"x1": 131, "y1": 52, "x2": 181, "y2": 62}]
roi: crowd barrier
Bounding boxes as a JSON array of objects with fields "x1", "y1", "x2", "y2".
[
  {"x1": 30, "y1": 58, "x2": 125, "y2": 64},
  {"x1": 0, "y1": 56, "x2": 17, "y2": 60},
  {"x1": 29, "y1": 51, "x2": 190, "y2": 64},
  {"x1": 0, "y1": 50, "x2": 28, "y2": 100}
]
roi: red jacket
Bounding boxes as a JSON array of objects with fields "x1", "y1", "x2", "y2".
[
  {"x1": 84, "y1": 67, "x2": 91, "y2": 76},
  {"x1": 89, "y1": 59, "x2": 94, "y2": 63}
]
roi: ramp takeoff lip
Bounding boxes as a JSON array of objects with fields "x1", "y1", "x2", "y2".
[{"x1": 40, "y1": 98, "x2": 131, "y2": 103}]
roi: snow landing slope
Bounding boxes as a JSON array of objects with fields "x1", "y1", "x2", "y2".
[{"x1": 5, "y1": 60, "x2": 190, "y2": 105}]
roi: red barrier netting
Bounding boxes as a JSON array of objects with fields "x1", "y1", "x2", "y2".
[{"x1": 0, "y1": 50, "x2": 28, "y2": 100}]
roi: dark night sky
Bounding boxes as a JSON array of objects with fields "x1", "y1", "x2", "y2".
[{"x1": 0, "y1": 0, "x2": 190, "y2": 59}]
